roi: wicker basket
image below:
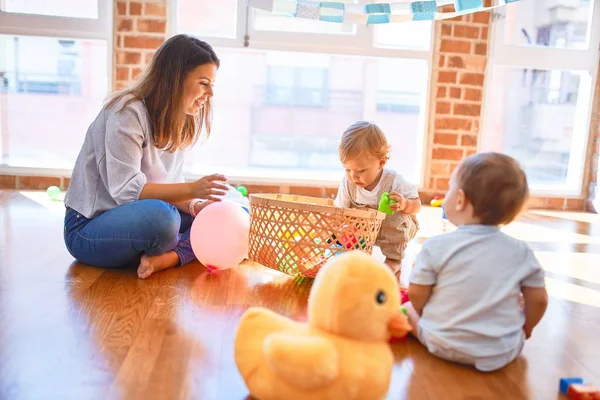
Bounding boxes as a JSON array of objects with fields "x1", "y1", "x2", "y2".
[{"x1": 248, "y1": 193, "x2": 386, "y2": 278}]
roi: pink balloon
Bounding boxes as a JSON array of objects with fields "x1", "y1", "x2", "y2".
[{"x1": 190, "y1": 200, "x2": 250, "y2": 271}]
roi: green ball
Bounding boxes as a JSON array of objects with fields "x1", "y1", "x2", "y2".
[
  {"x1": 236, "y1": 185, "x2": 248, "y2": 197},
  {"x1": 47, "y1": 185, "x2": 62, "y2": 200}
]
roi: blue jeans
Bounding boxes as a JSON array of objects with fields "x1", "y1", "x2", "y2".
[{"x1": 64, "y1": 200, "x2": 196, "y2": 268}]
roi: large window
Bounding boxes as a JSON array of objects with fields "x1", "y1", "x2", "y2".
[
  {"x1": 0, "y1": 0, "x2": 111, "y2": 171},
  {"x1": 174, "y1": 0, "x2": 432, "y2": 186},
  {"x1": 482, "y1": 0, "x2": 600, "y2": 196}
]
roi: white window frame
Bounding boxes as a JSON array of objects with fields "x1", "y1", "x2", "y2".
[
  {"x1": 0, "y1": 0, "x2": 113, "y2": 177},
  {"x1": 481, "y1": 1, "x2": 600, "y2": 197},
  {"x1": 170, "y1": 0, "x2": 434, "y2": 188}
]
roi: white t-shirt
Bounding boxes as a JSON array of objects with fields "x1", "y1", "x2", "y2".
[
  {"x1": 334, "y1": 169, "x2": 419, "y2": 209},
  {"x1": 410, "y1": 225, "x2": 546, "y2": 358}
]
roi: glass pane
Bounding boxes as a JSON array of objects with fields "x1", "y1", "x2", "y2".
[
  {"x1": 183, "y1": 48, "x2": 428, "y2": 184},
  {"x1": 484, "y1": 67, "x2": 589, "y2": 187},
  {"x1": 504, "y1": 0, "x2": 593, "y2": 49},
  {"x1": 253, "y1": 0, "x2": 357, "y2": 35},
  {"x1": 1, "y1": 0, "x2": 97, "y2": 19},
  {"x1": 374, "y1": 21, "x2": 432, "y2": 50},
  {"x1": 178, "y1": 0, "x2": 237, "y2": 39},
  {"x1": 0, "y1": 35, "x2": 109, "y2": 169}
]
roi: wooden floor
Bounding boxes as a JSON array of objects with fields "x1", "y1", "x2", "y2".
[{"x1": 1, "y1": 190, "x2": 599, "y2": 400}]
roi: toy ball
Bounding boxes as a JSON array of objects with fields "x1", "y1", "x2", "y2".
[
  {"x1": 46, "y1": 185, "x2": 62, "y2": 201},
  {"x1": 430, "y1": 195, "x2": 444, "y2": 207},
  {"x1": 236, "y1": 185, "x2": 249, "y2": 197},
  {"x1": 190, "y1": 200, "x2": 250, "y2": 271}
]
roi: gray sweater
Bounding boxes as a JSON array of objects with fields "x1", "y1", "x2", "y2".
[{"x1": 65, "y1": 95, "x2": 185, "y2": 218}]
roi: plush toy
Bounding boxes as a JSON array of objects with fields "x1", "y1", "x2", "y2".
[{"x1": 234, "y1": 250, "x2": 412, "y2": 400}]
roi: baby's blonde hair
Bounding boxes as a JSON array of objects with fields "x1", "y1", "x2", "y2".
[{"x1": 338, "y1": 121, "x2": 391, "y2": 163}]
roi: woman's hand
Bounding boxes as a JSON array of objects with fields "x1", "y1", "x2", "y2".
[{"x1": 190, "y1": 174, "x2": 229, "y2": 201}]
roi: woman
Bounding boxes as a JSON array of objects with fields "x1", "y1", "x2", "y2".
[{"x1": 64, "y1": 34, "x2": 228, "y2": 279}]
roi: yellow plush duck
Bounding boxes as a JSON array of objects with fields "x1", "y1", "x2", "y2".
[{"x1": 234, "y1": 250, "x2": 412, "y2": 400}]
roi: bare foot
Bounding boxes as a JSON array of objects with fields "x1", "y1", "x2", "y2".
[{"x1": 137, "y1": 251, "x2": 180, "y2": 279}]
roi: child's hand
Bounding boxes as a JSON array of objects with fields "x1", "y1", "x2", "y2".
[
  {"x1": 194, "y1": 200, "x2": 215, "y2": 215},
  {"x1": 388, "y1": 191, "x2": 408, "y2": 212}
]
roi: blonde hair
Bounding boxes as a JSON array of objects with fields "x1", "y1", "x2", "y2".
[
  {"x1": 105, "y1": 34, "x2": 219, "y2": 153},
  {"x1": 338, "y1": 121, "x2": 391, "y2": 163}
]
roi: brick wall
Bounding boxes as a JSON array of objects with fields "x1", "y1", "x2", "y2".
[
  {"x1": 114, "y1": 0, "x2": 168, "y2": 90},
  {"x1": 1, "y1": 1, "x2": 599, "y2": 212},
  {"x1": 424, "y1": 10, "x2": 490, "y2": 202}
]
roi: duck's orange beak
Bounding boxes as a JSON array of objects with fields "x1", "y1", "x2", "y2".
[{"x1": 388, "y1": 310, "x2": 412, "y2": 338}]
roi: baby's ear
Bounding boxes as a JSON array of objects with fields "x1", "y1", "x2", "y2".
[
  {"x1": 379, "y1": 158, "x2": 387, "y2": 168},
  {"x1": 456, "y1": 189, "x2": 468, "y2": 211}
]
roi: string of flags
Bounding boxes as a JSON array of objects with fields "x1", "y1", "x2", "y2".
[{"x1": 246, "y1": 0, "x2": 519, "y2": 23}]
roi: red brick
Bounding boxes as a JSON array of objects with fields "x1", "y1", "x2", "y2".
[
  {"x1": 440, "y1": 40, "x2": 471, "y2": 54},
  {"x1": 441, "y1": 24, "x2": 452, "y2": 36},
  {"x1": 246, "y1": 184, "x2": 282, "y2": 194},
  {"x1": 290, "y1": 186, "x2": 326, "y2": 198},
  {"x1": 473, "y1": 11, "x2": 490, "y2": 24},
  {"x1": 429, "y1": 177, "x2": 436, "y2": 189},
  {"x1": 145, "y1": 52, "x2": 155, "y2": 65},
  {"x1": 465, "y1": 88, "x2": 482, "y2": 101},
  {"x1": 117, "y1": 1, "x2": 126, "y2": 15},
  {"x1": 115, "y1": 81, "x2": 129, "y2": 90},
  {"x1": 565, "y1": 198, "x2": 585, "y2": 211},
  {"x1": 439, "y1": 55, "x2": 445, "y2": 68},
  {"x1": 461, "y1": 134, "x2": 478, "y2": 146},
  {"x1": 463, "y1": 55, "x2": 486, "y2": 72},
  {"x1": 545, "y1": 198, "x2": 566, "y2": 210},
  {"x1": 62, "y1": 178, "x2": 70, "y2": 190},
  {"x1": 448, "y1": 56, "x2": 465, "y2": 68},
  {"x1": 145, "y1": 3, "x2": 166, "y2": 17},
  {"x1": 18, "y1": 176, "x2": 61, "y2": 190},
  {"x1": 481, "y1": 26, "x2": 489, "y2": 40},
  {"x1": 450, "y1": 87, "x2": 462, "y2": 99},
  {"x1": 137, "y1": 19, "x2": 166, "y2": 34},
  {"x1": 454, "y1": 103, "x2": 482, "y2": 116},
  {"x1": 453, "y1": 25, "x2": 480, "y2": 39},
  {"x1": 434, "y1": 133, "x2": 459, "y2": 145},
  {"x1": 526, "y1": 197, "x2": 546, "y2": 210},
  {"x1": 117, "y1": 17, "x2": 133, "y2": 32},
  {"x1": 124, "y1": 36, "x2": 165, "y2": 50},
  {"x1": 438, "y1": 71, "x2": 457, "y2": 84},
  {"x1": 430, "y1": 162, "x2": 450, "y2": 176},
  {"x1": 432, "y1": 147, "x2": 464, "y2": 161},
  {"x1": 0, "y1": 175, "x2": 17, "y2": 189},
  {"x1": 436, "y1": 178, "x2": 450, "y2": 191},
  {"x1": 117, "y1": 51, "x2": 142, "y2": 65},
  {"x1": 465, "y1": 149, "x2": 477, "y2": 157},
  {"x1": 435, "y1": 117, "x2": 473, "y2": 131},
  {"x1": 475, "y1": 43, "x2": 487, "y2": 56},
  {"x1": 436, "y1": 101, "x2": 452, "y2": 114},
  {"x1": 132, "y1": 68, "x2": 143, "y2": 79},
  {"x1": 129, "y1": 1, "x2": 142, "y2": 16},
  {"x1": 437, "y1": 86, "x2": 447, "y2": 99},
  {"x1": 460, "y1": 72, "x2": 485, "y2": 86},
  {"x1": 116, "y1": 67, "x2": 129, "y2": 81}
]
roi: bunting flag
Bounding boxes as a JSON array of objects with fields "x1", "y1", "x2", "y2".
[{"x1": 247, "y1": 0, "x2": 519, "y2": 23}]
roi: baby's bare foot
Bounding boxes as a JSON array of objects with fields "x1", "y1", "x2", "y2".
[{"x1": 137, "y1": 252, "x2": 179, "y2": 279}]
